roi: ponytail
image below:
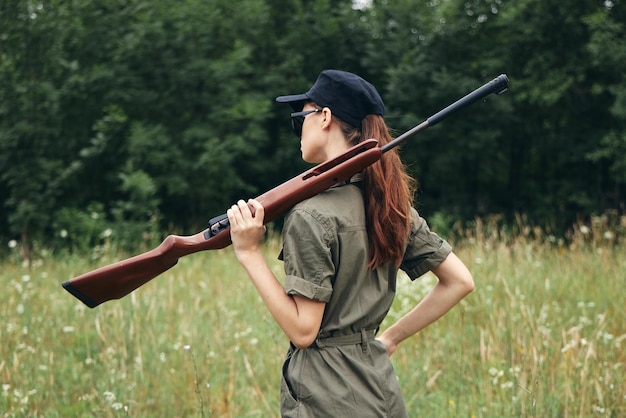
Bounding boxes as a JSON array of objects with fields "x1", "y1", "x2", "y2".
[{"x1": 341, "y1": 115, "x2": 416, "y2": 269}]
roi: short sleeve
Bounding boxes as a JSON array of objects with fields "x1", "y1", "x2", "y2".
[
  {"x1": 280, "y1": 207, "x2": 335, "y2": 302},
  {"x1": 400, "y1": 208, "x2": 452, "y2": 279}
]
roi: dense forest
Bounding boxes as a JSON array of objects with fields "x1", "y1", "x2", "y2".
[{"x1": 1, "y1": 0, "x2": 624, "y2": 256}]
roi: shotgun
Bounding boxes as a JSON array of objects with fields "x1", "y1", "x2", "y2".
[{"x1": 62, "y1": 74, "x2": 509, "y2": 308}]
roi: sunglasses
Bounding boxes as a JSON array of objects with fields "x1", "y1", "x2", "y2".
[{"x1": 290, "y1": 109, "x2": 322, "y2": 137}]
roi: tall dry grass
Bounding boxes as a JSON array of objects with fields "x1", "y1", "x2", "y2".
[
  {"x1": 387, "y1": 214, "x2": 625, "y2": 417},
  {"x1": 1, "y1": 216, "x2": 624, "y2": 417}
]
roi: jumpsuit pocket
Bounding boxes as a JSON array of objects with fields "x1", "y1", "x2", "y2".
[{"x1": 280, "y1": 348, "x2": 299, "y2": 410}]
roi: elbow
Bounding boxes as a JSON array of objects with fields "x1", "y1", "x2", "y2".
[
  {"x1": 434, "y1": 253, "x2": 475, "y2": 297},
  {"x1": 445, "y1": 269, "x2": 474, "y2": 298},
  {"x1": 285, "y1": 296, "x2": 324, "y2": 349},
  {"x1": 462, "y1": 271, "x2": 475, "y2": 295},
  {"x1": 290, "y1": 333, "x2": 317, "y2": 350},
  {"x1": 288, "y1": 324, "x2": 320, "y2": 349}
]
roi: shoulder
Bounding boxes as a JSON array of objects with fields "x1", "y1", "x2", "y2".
[
  {"x1": 292, "y1": 183, "x2": 362, "y2": 216},
  {"x1": 286, "y1": 184, "x2": 365, "y2": 232}
]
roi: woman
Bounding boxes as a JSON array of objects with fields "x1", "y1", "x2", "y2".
[{"x1": 227, "y1": 69, "x2": 474, "y2": 417}]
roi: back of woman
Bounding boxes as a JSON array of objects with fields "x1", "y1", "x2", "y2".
[{"x1": 227, "y1": 69, "x2": 475, "y2": 417}]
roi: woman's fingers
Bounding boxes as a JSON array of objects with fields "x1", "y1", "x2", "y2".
[
  {"x1": 226, "y1": 205, "x2": 241, "y2": 227},
  {"x1": 237, "y1": 199, "x2": 252, "y2": 217},
  {"x1": 247, "y1": 199, "x2": 265, "y2": 222},
  {"x1": 227, "y1": 199, "x2": 265, "y2": 229}
]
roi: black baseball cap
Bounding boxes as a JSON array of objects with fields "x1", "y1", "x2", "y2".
[{"x1": 275, "y1": 69, "x2": 385, "y2": 129}]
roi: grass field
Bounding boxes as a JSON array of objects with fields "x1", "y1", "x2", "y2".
[{"x1": 1, "y1": 220, "x2": 625, "y2": 417}]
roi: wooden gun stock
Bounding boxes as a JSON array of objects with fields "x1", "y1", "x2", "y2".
[{"x1": 62, "y1": 74, "x2": 509, "y2": 308}]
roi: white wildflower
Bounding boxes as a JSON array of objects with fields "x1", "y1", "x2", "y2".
[
  {"x1": 103, "y1": 391, "x2": 116, "y2": 402},
  {"x1": 509, "y1": 366, "x2": 521, "y2": 374},
  {"x1": 8, "y1": 240, "x2": 17, "y2": 249},
  {"x1": 500, "y1": 381, "x2": 514, "y2": 389}
]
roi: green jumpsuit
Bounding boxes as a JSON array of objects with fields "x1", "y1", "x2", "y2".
[{"x1": 278, "y1": 174, "x2": 452, "y2": 417}]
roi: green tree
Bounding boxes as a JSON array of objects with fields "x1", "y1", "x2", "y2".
[
  {"x1": 586, "y1": 3, "x2": 626, "y2": 202},
  {"x1": 0, "y1": 1, "x2": 94, "y2": 257},
  {"x1": 361, "y1": 0, "x2": 625, "y2": 230},
  {"x1": 1, "y1": 0, "x2": 624, "y2": 255}
]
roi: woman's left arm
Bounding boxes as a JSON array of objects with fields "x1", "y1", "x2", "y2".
[
  {"x1": 377, "y1": 252, "x2": 474, "y2": 355},
  {"x1": 227, "y1": 199, "x2": 325, "y2": 349}
]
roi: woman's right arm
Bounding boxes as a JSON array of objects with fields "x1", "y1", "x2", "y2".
[{"x1": 228, "y1": 199, "x2": 326, "y2": 349}]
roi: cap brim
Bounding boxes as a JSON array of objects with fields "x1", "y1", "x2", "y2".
[
  {"x1": 276, "y1": 93, "x2": 310, "y2": 112},
  {"x1": 275, "y1": 93, "x2": 308, "y2": 103}
]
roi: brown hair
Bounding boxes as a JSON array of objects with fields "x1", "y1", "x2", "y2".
[{"x1": 339, "y1": 115, "x2": 416, "y2": 269}]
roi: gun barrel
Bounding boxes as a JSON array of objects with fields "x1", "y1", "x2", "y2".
[{"x1": 381, "y1": 74, "x2": 509, "y2": 153}]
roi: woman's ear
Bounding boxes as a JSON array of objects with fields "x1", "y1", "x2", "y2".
[{"x1": 321, "y1": 107, "x2": 333, "y2": 130}]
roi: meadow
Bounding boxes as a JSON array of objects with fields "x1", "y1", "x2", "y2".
[{"x1": 1, "y1": 217, "x2": 624, "y2": 417}]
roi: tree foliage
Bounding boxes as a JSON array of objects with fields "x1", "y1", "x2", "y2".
[{"x1": 1, "y1": 0, "x2": 624, "y2": 255}]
